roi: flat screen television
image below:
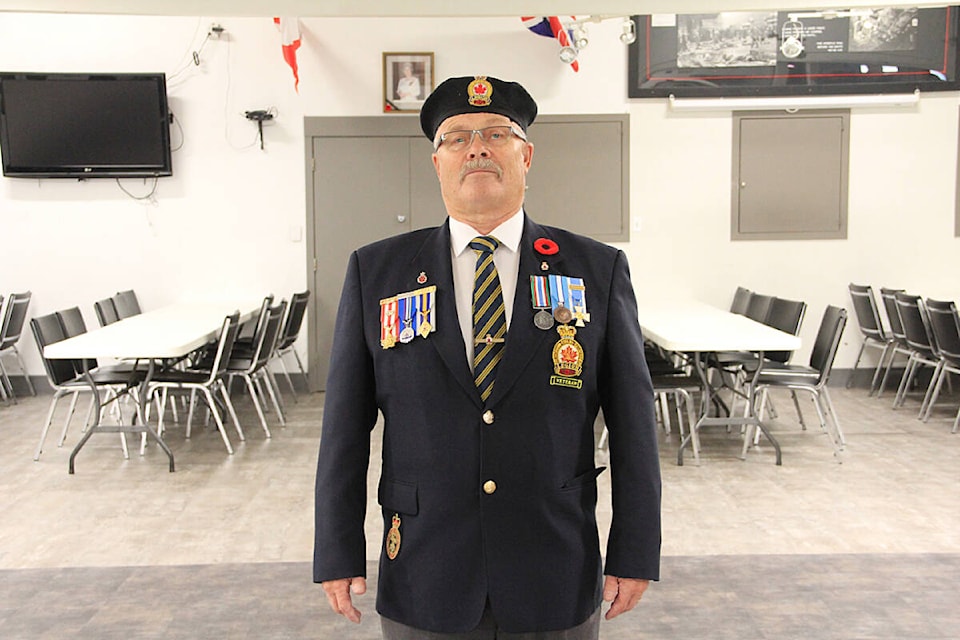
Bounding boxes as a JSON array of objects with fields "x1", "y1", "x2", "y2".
[{"x1": 0, "y1": 72, "x2": 172, "y2": 178}]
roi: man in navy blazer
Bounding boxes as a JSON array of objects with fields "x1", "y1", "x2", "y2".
[{"x1": 315, "y1": 75, "x2": 661, "y2": 638}]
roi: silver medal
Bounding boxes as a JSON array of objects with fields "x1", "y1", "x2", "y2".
[{"x1": 534, "y1": 309, "x2": 555, "y2": 330}]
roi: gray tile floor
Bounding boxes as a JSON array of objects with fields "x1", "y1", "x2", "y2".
[{"x1": 0, "y1": 382, "x2": 958, "y2": 638}]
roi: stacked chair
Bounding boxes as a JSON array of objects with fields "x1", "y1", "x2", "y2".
[
  {"x1": 847, "y1": 283, "x2": 896, "y2": 394},
  {"x1": 876, "y1": 287, "x2": 912, "y2": 397},
  {"x1": 920, "y1": 298, "x2": 960, "y2": 432},
  {"x1": 0, "y1": 291, "x2": 37, "y2": 402},
  {"x1": 892, "y1": 292, "x2": 940, "y2": 411},
  {"x1": 271, "y1": 290, "x2": 310, "y2": 399},
  {"x1": 751, "y1": 305, "x2": 848, "y2": 458},
  {"x1": 224, "y1": 300, "x2": 288, "y2": 438}
]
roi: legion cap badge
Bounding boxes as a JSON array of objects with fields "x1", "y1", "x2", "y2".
[{"x1": 467, "y1": 76, "x2": 493, "y2": 107}]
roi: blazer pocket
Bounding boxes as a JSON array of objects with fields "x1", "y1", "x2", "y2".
[
  {"x1": 560, "y1": 466, "x2": 607, "y2": 491},
  {"x1": 378, "y1": 478, "x2": 419, "y2": 515}
]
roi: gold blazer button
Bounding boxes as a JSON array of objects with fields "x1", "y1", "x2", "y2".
[
  {"x1": 482, "y1": 410, "x2": 495, "y2": 425},
  {"x1": 482, "y1": 480, "x2": 497, "y2": 495}
]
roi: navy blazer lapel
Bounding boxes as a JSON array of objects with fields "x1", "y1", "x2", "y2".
[
  {"x1": 486, "y1": 215, "x2": 563, "y2": 408},
  {"x1": 413, "y1": 221, "x2": 483, "y2": 409}
]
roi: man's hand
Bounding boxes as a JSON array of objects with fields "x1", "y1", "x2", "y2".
[
  {"x1": 602, "y1": 575, "x2": 650, "y2": 620},
  {"x1": 321, "y1": 576, "x2": 367, "y2": 623}
]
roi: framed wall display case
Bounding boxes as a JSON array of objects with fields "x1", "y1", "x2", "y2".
[{"x1": 628, "y1": 6, "x2": 960, "y2": 98}]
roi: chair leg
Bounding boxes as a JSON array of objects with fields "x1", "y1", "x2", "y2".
[
  {"x1": 893, "y1": 356, "x2": 915, "y2": 407},
  {"x1": 264, "y1": 369, "x2": 287, "y2": 423},
  {"x1": 142, "y1": 388, "x2": 165, "y2": 456},
  {"x1": 869, "y1": 343, "x2": 892, "y2": 396},
  {"x1": 200, "y1": 387, "x2": 234, "y2": 454},
  {"x1": 243, "y1": 374, "x2": 272, "y2": 438},
  {"x1": 918, "y1": 362, "x2": 943, "y2": 420},
  {"x1": 847, "y1": 342, "x2": 867, "y2": 388},
  {"x1": 119, "y1": 430, "x2": 129, "y2": 460},
  {"x1": 673, "y1": 392, "x2": 685, "y2": 439},
  {"x1": 952, "y1": 405, "x2": 960, "y2": 433},
  {"x1": 820, "y1": 386, "x2": 845, "y2": 446},
  {"x1": 292, "y1": 349, "x2": 307, "y2": 386},
  {"x1": 790, "y1": 390, "x2": 806, "y2": 430},
  {"x1": 676, "y1": 388, "x2": 699, "y2": 464},
  {"x1": 877, "y1": 348, "x2": 905, "y2": 398},
  {"x1": 657, "y1": 393, "x2": 672, "y2": 435},
  {"x1": 256, "y1": 372, "x2": 286, "y2": 426},
  {"x1": 15, "y1": 347, "x2": 36, "y2": 396},
  {"x1": 218, "y1": 382, "x2": 245, "y2": 441},
  {"x1": 277, "y1": 353, "x2": 298, "y2": 401},
  {"x1": 920, "y1": 366, "x2": 942, "y2": 422},
  {"x1": 0, "y1": 358, "x2": 16, "y2": 403},
  {"x1": 35, "y1": 391, "x2": 68, "y2": 460},
  {"x1": 58, "y1": 391, "x2": 82, "y2": 446},
  {"x1": 186, "y1": 388, "x2": 198, "y2": 438}
]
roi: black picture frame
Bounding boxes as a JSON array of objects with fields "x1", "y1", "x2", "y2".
[{"x1": 628, "y1": 6, "x2": 960, "y2": 98}]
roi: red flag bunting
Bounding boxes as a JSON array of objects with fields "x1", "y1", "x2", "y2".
[{"x1": 274, "y1": 17, "x2": 302, "y2": 92}]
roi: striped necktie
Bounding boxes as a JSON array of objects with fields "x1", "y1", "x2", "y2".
[{"x1": 469, "y1": 236, "x2": 506, "y2": 403}]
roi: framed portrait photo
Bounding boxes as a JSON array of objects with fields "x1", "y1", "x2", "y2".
[{"x1": 383, "y1": 52, "x2": 434, "y2": 112}]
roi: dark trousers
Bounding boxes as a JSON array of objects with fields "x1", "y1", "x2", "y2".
[{"x1": 381, "y1": 605, "x2": 601, "y2": 640}]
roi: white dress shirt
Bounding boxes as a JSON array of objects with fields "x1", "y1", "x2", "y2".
[{"x1": 448, "y1": 210, "x2": 524, "y2": 370}]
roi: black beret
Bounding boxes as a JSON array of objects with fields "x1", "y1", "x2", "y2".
[{"x1": 419, "y1": 75, "x2": 538, "y2": 141}]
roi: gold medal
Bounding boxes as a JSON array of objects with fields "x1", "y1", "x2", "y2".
[
  {"x1": 418, "y1": 319, "x2": 432, "y2": 338},
  {"x1": 386, "y1": 513, "x2": 401, "y2": 560}
]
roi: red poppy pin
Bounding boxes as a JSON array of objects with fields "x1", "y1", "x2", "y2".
[{"x1": 534, "y1": 238, "x2": 559, "y2": 255}]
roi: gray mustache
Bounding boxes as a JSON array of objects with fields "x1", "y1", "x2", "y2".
[{"x1": 460, "y1": 158, "x2": 502, "y2": 180}]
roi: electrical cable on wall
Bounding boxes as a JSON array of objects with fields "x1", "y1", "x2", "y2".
[{"x1": 115, "y1": 177, "x2": 160, "y2": 203}]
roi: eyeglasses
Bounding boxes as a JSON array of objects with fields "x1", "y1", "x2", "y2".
[{"x1": 434, "y1": 125, "x2": 527, "y2": 152}]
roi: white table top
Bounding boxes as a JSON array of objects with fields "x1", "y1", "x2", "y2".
[
  {"x1": 638, "y1": 299, "x2": 802, "y2": 353},
  {"x1": 44, "y1": 299, "x2": 263, "y2": 360}
]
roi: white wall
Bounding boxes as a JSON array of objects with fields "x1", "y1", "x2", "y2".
[{"x1": 2, "y1": 12, "x2": 958, "y2": 376}]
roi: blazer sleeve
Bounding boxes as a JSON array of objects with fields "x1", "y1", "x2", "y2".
[
  {"x1": 598, "y1": 250, "x2": 662, "y2": 581},
  {"x1": 313, "y1": 251, "x2": 379, "y2": 583}
]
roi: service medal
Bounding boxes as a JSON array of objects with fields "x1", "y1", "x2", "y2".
[
  {"x1": 386, "y1": 513, "x2": 401, "y2": 560},
  {"x1": 416, "y1": 288, "x2": 436, "y2": 337},
  {"x1": 568, "y1": 280, "x2": 590, "y2": 327},
  {"x1": 398, "y1": 296, "x2": 415, "y2": 344},
  {"x1": 553, "y1": 303, "x2": 573, "y2": 324},
  {"x1": 534, "y1": 310, "x2": 555, "y2": 330},
  {"x1": 380, "y1": 296, "x2": 399, "y2": 349},
  {"x1": 418, "y1": 320, "x2": 432, "y2": 338},
  {"x1": 530, "y1": 275, "x2": 554, "y2": 330}
]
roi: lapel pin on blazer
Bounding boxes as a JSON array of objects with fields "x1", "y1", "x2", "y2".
[{"x1": 531, "y1": 237, "x2": 561, "y2": 328}]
